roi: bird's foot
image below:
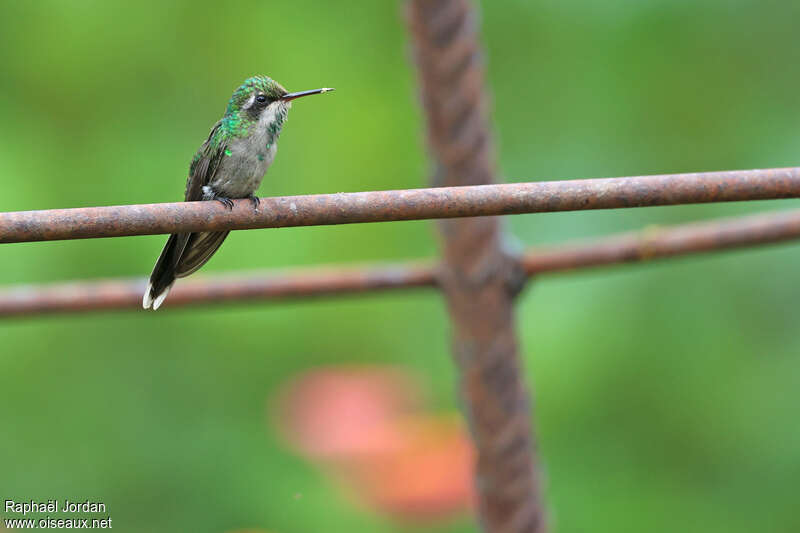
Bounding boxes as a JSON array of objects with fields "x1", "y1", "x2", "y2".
[
  {"x1": 247, "y1": 194, "x2": 260, "y2": 209},
  {"x1": 216, "y1": 196, "x2": 235, "y2": 210},
  {"x1": 202, "y1": 186, "x2": 235, "y2": 210}
]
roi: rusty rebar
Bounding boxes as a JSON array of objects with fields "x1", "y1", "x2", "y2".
[
  {"x1": 1, "y1": 167, "x2": 799, "y2": 244},
  {"x1": 0, "y1": 262, "x2": 436, "y2": 317},
  {"x1": 2, "y1": 208, "x2": 800, "y2": 317},
  {"x1": 522, "y1": 208, "x2": 800, "y2": 273},
  {"x1": 407, "y1": 1, "x2": 545, "y2": 531}
]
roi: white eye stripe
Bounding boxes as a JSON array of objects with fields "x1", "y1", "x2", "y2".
[{"x1": 242, "y1": 94, "x2": 256, "y2": 110}]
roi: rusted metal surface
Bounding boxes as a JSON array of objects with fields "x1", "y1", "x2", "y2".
[
  {"x1": 2, "y1": 208, "x2": 800, "y2": 317},
  {"x1": 0, "y1": 262, "x2": 435, "y2": 317},
  {"x1": 523, "y1": 208, "x2": 800, "y2": 274},
  {"x1": 1, "y1": 167, "x2": 799, "y2": 244},
  {"x1": 407, "y1": 1, "x2": 545, "y2": 531}
]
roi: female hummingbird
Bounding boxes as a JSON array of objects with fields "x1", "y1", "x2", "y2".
[{"x1": 143, "y1": 76, "x2": 334, "y2": 310}]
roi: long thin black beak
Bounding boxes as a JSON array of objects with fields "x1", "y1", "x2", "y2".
[{"x1": 281, "y1": 88, "x2": 335, "y2": 102}]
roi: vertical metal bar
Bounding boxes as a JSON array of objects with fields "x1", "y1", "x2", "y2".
[{"x1": 406, "y1": 1, "x2": 546, "y2": 532}]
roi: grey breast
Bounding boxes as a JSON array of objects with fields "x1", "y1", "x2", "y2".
[{"x1": 211, "y1": 132, "x2": 276, "y2": 198}]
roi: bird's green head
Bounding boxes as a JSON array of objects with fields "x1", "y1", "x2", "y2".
[
  {"x1": 222, "y1": 76, "x2": 334, "y2": 136},
  {"x1": 225, "y1": 76, "x2": 286, "y2": 116}
]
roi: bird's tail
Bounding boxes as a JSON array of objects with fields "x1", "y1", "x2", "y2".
[{"x1": 143, "y1": 231, "x2": 230, "y2": 310}]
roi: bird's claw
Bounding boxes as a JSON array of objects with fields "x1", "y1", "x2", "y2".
[
  {"x1": 248, "y1": 194, "x2": 260, "y2": 209},
  {"x1": 215, "y1": 197, "x2": 234, "y2": 210}
]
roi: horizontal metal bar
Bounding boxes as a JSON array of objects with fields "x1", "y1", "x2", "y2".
[
  {"x1": 522, "y1": 207, "x2": 800, "y2": 273},
  {"x1": 1, "y1": 167, "x2": 799, "y2": 243},
  {"x1": 2, "y1": 208, "x2": 799, "y2": 317},
  {"x1": 0, "y1": 262, "x2": 436, "y2": 317}
]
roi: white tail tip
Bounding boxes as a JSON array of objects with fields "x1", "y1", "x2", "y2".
[
  {"x1": 142, "y1": 283, "x2": 153, "y2": 309},
  {"x1": 143, "y1": 281, "x2": 173, "y2": 310}
]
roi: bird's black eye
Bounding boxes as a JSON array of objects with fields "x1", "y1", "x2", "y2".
[{"x1": 256, "y1": 94, "x2": 268, "y2": 104}]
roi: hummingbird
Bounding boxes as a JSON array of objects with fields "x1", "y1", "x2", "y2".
[{"x1": 143, "y1": 76, "x2": 334, "y2": 310}]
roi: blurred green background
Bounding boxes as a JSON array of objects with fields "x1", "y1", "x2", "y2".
[{"x1": 2, "y1": 1, "x2": 800, "y2": 532}]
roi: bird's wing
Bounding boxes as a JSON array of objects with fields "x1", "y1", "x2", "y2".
[
  {"x1": 144, "y1": 121, "x2": 232, "y2": 309},
  {"x1": 185, "y1": 120, "x2": 228, "y2": 201},
  {"x1": 171, "y1": 120, "x2": 232, "y2": 278}
]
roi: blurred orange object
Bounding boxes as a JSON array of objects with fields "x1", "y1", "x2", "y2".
[
  {"x1": 273, "y1": 366, "x2": 475, "y2": 523},
  {"x1": 274, "y1": 366, "x2": 423, "y2": 461},
  {"x1": 343, "y1": 414, "x2": 475, "y2": 521}
]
